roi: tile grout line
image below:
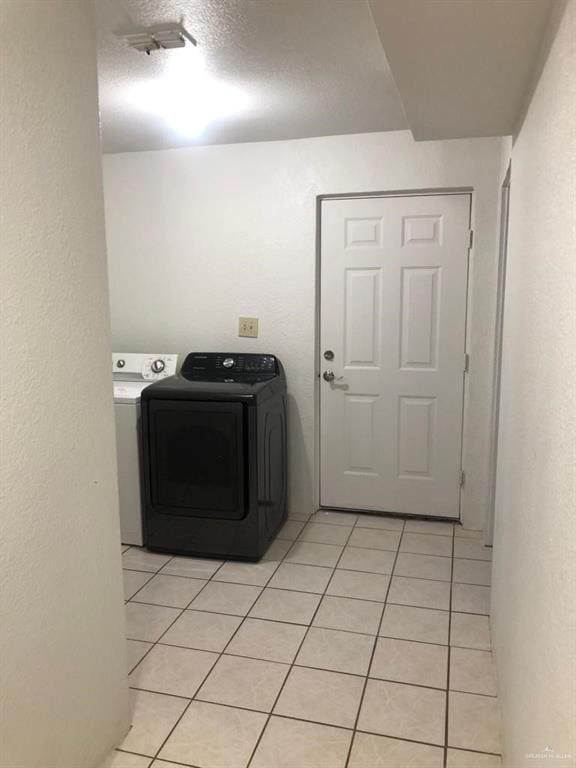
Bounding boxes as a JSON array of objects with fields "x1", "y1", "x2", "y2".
[
  {"x1": 119, "y1": 549, "x2": 230, "y2": 763},
  {"x1": 120, "y1": 516, "x2": 494, "y2": 765},
  {"x1": 125, "y1": 567, "x2": 490, "y2": 591},
  {"x1": 116, "y1": 746, "x2": 199, "y2": 768},
  {"x1": 312, "y1": 513, "x2": 458, "y2": 532},
  {"x1": 125, "y1": 556, "x2": 229, "y2": 676},
  {"x1": 443, "y1": 526, "x2": 456, "y2": 768},
  {"x1": 150, "y1": 617, "x2": 453, "y2": 649},
  {"x1": 123, "y1": 549, "x2": 491, "y2": 577},
  {"x1": 132, "y1": 616, "x2": 493, "y2": 650},
  {"x1": 130, "y1": 660, "x2": 500, "y2": 699},
  {"x1": 123, "y1": 549, "x2": 191, "y2": 674},
  {"x1": 145, "y1": 553, "x2": 284, "y2": 763},
  {"x1": 116, "y1": 700, "x2": 504, "y2": 756},
  {"x1": 115, "y1": 706, "x2": 503, "y2": 765},
  {"x1": 127, "y1": 576, "x2": 227, "y2": 760},
  {"x1": 243, "y1": 512, "x2": 363, "y2": 768},
  {"x1": 126, "y1": 599, "x2": 491, "y2": 626},
  {"x1": 125, "y1": 533, "x2": 465, "y2": 642},
  {"x1": 134, "y1": 615, "x2": 374, "y2": 642},
  {"x1": 118, "y1": 711, "x2": 503, "y2": 764},
  {"x1": 126, "y1": 517, "x2": 479, "y2": 536},
  {"x1": 241, "y1": 521, "x2": 350, "y2": 766},
  {"x1": 124, "y1": 568, "x2": 159, "y2": 602},
  {"x1": 343, "y1": 517, "x2": 407, "y2": 768},
  {"x1": 139, "y1": 532, "x2": 317, "y2": 761}
]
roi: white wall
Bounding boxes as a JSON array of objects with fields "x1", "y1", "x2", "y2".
[
  {"x1": 492, "y1": 2, "x2": 576, "y2": 765},
  {"x1": 103, "y1": 130, "x2": 507, "y2": 529},
  {"x1": 0, "y1": 2, "x2": 129, "y2": 766}
]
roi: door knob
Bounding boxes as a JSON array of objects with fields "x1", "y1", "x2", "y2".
[{"x1": 323, "y1": 370, "x2": 343, "y2": 382}]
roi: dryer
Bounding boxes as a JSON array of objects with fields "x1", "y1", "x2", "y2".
[{"x1": 141, "y1": 352, "x2": 287, "y2": 560}]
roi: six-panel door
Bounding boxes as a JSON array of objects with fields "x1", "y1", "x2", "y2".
[{"x1": 320, "y1": 194, "x2": 470, "y2": 518}]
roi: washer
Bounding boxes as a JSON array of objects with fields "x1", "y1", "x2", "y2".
[
  {"x1": 113, "y1": 352, "x2": 178, "y2": 545},
  {"x1": 141, "y1": 352, "x2": 287, "y2": 560}
]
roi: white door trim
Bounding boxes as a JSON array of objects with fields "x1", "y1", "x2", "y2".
[
  {"x1": 485, "y1": 165, "x2": 511, "y2": 544},
  {"x1": 314, "y1": 187, "x2": 474, "y2": 519}
]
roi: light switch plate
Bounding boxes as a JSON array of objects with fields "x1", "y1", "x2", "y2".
[{"x1": 239, "y1": 317, "x2": 259, "y2": 338}]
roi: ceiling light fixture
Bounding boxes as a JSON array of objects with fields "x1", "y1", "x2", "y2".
[
  {"x1": 130, "y1": 78, "x2": 248, "y2": 138},
  {"x1": 127, "y1": 47, "x2": 249, "y2": 139},
  {"x1": 118, "y1": 23, "x2": 197, "y2": 56}
]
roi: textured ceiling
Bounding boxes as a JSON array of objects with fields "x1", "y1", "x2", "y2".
[
  {"x1": 96, "y1": 0, "x2": 408, "y2": 153},
  {"x1": 369, "y1": 0, "x2": 556, "y2": 140}
]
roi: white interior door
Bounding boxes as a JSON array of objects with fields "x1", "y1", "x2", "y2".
[{"x1": 320, "y1": 194, "x2": 471, "y2": 518}]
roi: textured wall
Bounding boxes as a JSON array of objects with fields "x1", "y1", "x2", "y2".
[
  {"x1": 492, "y1": 2, "x2": 576, "y2": 765},
  {"x1": 0, "y1": 2, "x2": 129, "y2": 766},
  {"x1": 103, "y1": 130, "x2": 506, "y2": 530}
]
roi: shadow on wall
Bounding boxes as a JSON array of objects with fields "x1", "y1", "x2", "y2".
[{"x1": 286, "y1": 392, "x2": 313, "y2": 514}]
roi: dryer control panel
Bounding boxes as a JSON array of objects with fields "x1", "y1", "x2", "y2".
[
  {"x1": 182, "y1": 353, "x2": 278, "y2": 381},
  {"x1": 112, "y1": 353, "x2": 179, "y2": 381}
]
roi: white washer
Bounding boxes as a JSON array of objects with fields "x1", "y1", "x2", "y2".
[{"x1": 113, "y1": 352, "x2": 178, "y2": 545}]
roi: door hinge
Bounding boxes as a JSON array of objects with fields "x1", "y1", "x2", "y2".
[
  {"x1": 464, "y1": 353, "x2": 470, "y2": 373},
  {"x1": 459, "y1": 470, "x2": 466, "y2": 488},
  {"x1": 468, "y1": 229, "x2": 474, "y2": 249}
]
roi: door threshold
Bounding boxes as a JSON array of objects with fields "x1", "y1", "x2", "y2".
[{"x1": 319, "y1": 506, "x2": 461, "y2": 524}]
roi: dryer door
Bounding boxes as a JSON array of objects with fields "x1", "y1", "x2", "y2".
[{"x1": 148, "y1": 400, "x2": 245, "y2": 520}]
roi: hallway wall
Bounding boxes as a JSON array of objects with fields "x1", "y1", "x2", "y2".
[
  {"x1": 103, "y1": 130, "x2": 507, "y2": 531},
  {"x1": 0, "y1": 2, "x2": 129, "y2": 765},
  {"x1": 492, "y1": 2, "x2": 576, "y2": 764}
]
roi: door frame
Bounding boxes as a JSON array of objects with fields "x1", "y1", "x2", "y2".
[
  {"x1": 314, "y1": 187, "x2": 474, "y2": 520},
  {"x1": 485, "y1": 165, "x2": 511, "y2": 544}
]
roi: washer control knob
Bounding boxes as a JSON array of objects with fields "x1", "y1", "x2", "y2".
[
  {"x1": 151, "y1": 359, "x2": 165, "y2": 374},
  {"x1": 222, "y1": 357, "x2": 235, "y2": 369}
]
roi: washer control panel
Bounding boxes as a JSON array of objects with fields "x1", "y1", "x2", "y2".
[{"x1": 112, "y1": 353, "x2": 178, "y2": 381}]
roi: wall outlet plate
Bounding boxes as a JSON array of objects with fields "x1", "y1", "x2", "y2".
[{"x1": 238, "y1": 317, "x2": 259, "y2": 338}]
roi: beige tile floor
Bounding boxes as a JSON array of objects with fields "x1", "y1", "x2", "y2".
[{"x1": 103, "y1": 513, "x2": 502, "y2": 768}]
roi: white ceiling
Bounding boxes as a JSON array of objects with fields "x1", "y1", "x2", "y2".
[
  {"x1": 97, "y1": 0, "x2": 557, "y2": 153},
  {"x1": 368, "y1": 0, "x2": 556, "y2": 141},
  {"x1": 96, "y1": 0, "x2": 408, "y2": 153}
]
